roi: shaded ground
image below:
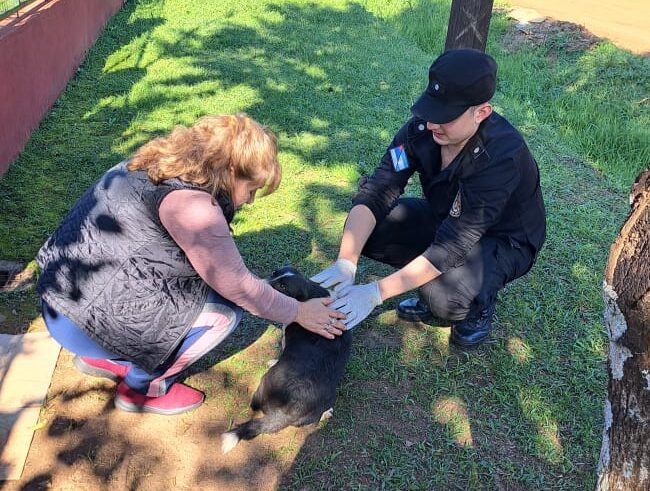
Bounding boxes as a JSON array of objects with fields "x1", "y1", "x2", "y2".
[
  {"x1": 0, "y1": 313, "x2": 456, "y2": 491},
  {"x1": 0, "y1": 314, "x2": 315, "y2": 491}
]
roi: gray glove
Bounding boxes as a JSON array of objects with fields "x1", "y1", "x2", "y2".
[
  {"x1": 331, "y1": 282, "x2": 382, "y2": 330},
  {"x1": 310, "y1": 258, "x2": 357, "y2": 292}
]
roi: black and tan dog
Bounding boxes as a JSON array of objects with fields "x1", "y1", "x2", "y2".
[{"x1": 221, "y1": 265, "x2": 352, "y2": 453}]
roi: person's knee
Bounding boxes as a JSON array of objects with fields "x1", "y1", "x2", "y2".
[
  {"x1": 361, "y1": 235, "x2": 412, "y2": 269},
  {"x1": 420, "y1": 285, "x2": 472, "y2": 322},
  {"x1": 426, "y1": 287, "x2": 499, "y2": 322},
  {"x1": 427, "y1": 299, "x2": 471, "y2": 322},
  {"x1": 420, "y1": 269, "x2": 505, "y2": 322},
  {"x1": 361, "y1": 216, "x2": 398, "y2": 258}
]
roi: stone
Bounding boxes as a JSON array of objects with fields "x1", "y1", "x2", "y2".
[{"x1": 508, "y1": 7, "x2": 547, "y2": 25}]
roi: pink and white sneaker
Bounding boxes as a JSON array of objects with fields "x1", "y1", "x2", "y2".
[
  {"x1": 114, "y1": 381, "x2": 204, "y2": 415},
  {"x1": 73, "y1": 355, "x2": 129, "y2": 381}
]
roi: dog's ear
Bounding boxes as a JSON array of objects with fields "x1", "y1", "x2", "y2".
[
  {"x1": 269, "y1": 264, "x2": 299, "y2": 282},
  {"x1": 270, "y1": 275, "x2": 310, "y2": 301},
  {"x1": 269, "y1": 265, "x2": 329, "y2": 300}
]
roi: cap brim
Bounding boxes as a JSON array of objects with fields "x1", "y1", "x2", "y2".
[{"x1": 411, "y1": 92, "x2": 469, "y2": 124}]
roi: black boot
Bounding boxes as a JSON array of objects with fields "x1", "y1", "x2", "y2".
[
  {"x1": 396, "y1": 297, "x2": 433, "y2": 322},
  {"x1": 450, "y1": 301, "x2": 496, "y2": 347}
]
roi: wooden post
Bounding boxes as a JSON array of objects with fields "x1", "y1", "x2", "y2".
[
  {"x1": 597, "y1": 168, "x2": 650, "y2": 490},
  {"x1": 444, "y1": 0, "x2": 494, "y2": 52}
]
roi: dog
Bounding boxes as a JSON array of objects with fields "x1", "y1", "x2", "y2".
[{"x1": 221, "y1": 265, "x2": 352, "y2": 453}]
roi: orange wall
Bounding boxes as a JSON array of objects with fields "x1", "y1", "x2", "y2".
[{"x1": 0, "y1": 0, "x2": 124, "y2": 175}]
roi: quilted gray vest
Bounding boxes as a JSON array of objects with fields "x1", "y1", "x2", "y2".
[{"x1": 37, "y1": 162, "x2": 212, "y2": 372}]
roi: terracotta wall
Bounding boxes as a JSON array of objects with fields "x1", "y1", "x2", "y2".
[{"x1": 0, "y1": 0, "x2": 124, "y2": 175}]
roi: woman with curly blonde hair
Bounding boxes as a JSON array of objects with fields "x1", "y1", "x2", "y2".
[{"x1": 36, "y1": 114, "x2": 346, "y2": 415}]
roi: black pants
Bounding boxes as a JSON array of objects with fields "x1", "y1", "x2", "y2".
[{"x1": 361, "y1": 198, "x2": 534, "y2": 322}]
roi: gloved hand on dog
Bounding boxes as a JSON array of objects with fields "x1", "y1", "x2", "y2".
[
  {"x1": 310, "y1": 258, "x2": 357, "y2": 292},
  {"x1": 331, "y1": 282, "x2": 382, "y2": 330}
]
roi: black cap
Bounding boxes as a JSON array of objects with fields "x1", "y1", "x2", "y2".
[{"x1": 411, "y1": 49, "x2": 497, "y2": 124}]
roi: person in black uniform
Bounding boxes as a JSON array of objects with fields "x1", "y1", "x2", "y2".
[{"x1": 311, "y1": 49, "x2": 546, "y2": 347}]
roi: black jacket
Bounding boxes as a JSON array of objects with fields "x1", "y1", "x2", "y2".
[
  {"x1": 37, "y1": 162, "x2": 212, "y2": 372},
  {"x1": 353, "y1": 112, "x2": 546, "y2": 273}
]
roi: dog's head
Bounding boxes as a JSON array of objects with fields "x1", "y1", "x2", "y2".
[{"x1": 268, "y1": 265, "x2": 329, "y2": 301}]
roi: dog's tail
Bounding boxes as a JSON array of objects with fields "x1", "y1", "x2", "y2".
[{"x1": 221, "y1": 411, "x2": 294, "y2": 454}]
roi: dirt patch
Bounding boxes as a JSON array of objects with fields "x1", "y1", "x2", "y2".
[
  {"x1": 499, "y1": 9, "x2": 603, "y2": 54},
  {"x1": 0, "y1": 329, "x2": 324, "y2": 491},
  {"x1": 432, "y1": 397, "x2": 474, "y2": 447},
  {"x1": 508, "y1": 0, "x2": 650, "y2": 55},
  {"x1": 2, "y1": 320, "x2": 428, "y2": 490}
]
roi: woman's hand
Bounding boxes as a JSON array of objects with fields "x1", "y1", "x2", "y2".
[{"x1": 295, "y1": 297, "x2": 347, "y2": 339}]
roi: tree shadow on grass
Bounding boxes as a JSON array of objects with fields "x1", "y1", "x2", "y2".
[
  {"x1": 0, "y1": 0, "x2": 427, "y2": 264},
  {"x1": 0, "y1": 0, "x2": 163, "y2": 262},
  {"x1": 1, "y1": 0, "x2": 427, "y2": 485}
]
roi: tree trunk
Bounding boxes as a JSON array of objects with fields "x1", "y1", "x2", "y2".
[
  {"x1": 444, "y1": 0, "x2": 494, "y2": 52},
  {"x1": 597, "y1": 169, "x2": 650, "y2": 490}
]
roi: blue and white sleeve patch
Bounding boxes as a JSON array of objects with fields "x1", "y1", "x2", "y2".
[{"x1": 389, "y1": 144, "x2": 410, "y2": 172}]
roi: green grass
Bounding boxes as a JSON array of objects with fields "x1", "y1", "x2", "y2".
[
  {"x1": 1, "y1": 0, "x2": 649, "y2": 488},
  {"x1": 0, "y1": 0, "x2": 35, "y2": 19}
]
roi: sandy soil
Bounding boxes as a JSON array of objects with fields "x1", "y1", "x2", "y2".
[
  {"x1": 2, "y1": 326, "x2": 314, "y2": 491},
  {"x1": 510, "y1": 0, "x2": 649, "y2": 54}
]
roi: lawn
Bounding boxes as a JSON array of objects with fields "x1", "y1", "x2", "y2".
[{"x1": 0, "y1": 0, "x2": 649, "y2": 489}]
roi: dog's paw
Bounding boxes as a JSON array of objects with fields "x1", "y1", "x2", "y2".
[
  {"x1": 319, "y1": 408, "x2": 334, "y2": 421},
  {"x1": 221, "y1": 431, "x2": 240, "y2": 454},
  {"x1": 267, "y1": 359, "x2": 279, "y2": 368}
]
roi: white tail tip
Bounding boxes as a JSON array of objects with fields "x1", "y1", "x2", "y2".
[{"x1": 221, "y1": 431, "x2": 240, "y2": 454}]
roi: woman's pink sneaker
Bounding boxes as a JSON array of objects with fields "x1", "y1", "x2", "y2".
[
  {"x1": 73, "y1": 356, "x2": 129, "y2": 381},
  {"x1": 114, "y1": 381, "x2": 204, "y2": 415}
]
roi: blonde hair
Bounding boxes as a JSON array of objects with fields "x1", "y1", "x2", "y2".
[{"x1": 127, "y1": 113, "x2": 281, "y2": 198}]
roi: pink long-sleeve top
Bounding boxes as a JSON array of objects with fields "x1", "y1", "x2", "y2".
[{"x1": 159, "y1": 189, "x2": 299, "y2": 325}]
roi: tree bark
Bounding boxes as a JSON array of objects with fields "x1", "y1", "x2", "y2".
[
  {"x1": 444, "y1": 0, "x2": 494, "y2": 52},
  {"x1": 597, "y1": 169, "x2": 650, "y2": 490}
]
